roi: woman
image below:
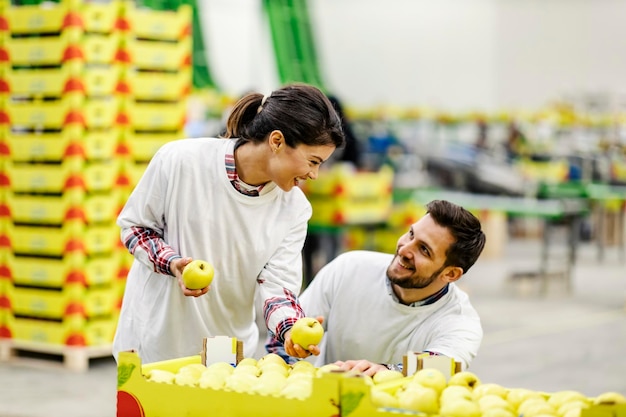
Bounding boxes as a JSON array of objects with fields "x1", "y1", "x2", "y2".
[{"x1": 113, "y1": 84, "x2": 344, "y2": 363}]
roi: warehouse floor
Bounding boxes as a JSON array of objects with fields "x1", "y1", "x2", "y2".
[{"x1": 1, "y1": 236, "x2": 625, "y2": 417}]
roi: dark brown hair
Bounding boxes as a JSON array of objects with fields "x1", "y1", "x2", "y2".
[
  {"x1": 224, "y1": 84, "x2": 345, "y2": 149},
  {"x1": 426, "y1": 200, "x2": 486, "y2": 273}
]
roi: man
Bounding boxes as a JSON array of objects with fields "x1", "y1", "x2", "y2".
[{"x1": 270, "y1": 199, "x2": 486, "y2": 375}]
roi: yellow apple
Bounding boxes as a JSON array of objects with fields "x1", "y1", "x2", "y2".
[
  {"x1": 259, "y1": 362, "x2": 289, "y2": 378},
  {"x1": 177, "y1": 363, "x2": 206, "y2": 379},
  {"x1": 182, "y1": 259, "x2": 214, "y2": 289},
  {"x1": 198, "y1": 371, "x2": 227, "y2": 390},
  {"x1": 412, "y1": 368, "x2": 447, "y2": 393},
  {"x1": 291, "y1": 317, "x2": 324, "y2": 350},
  {"x1": 593, "y1": 391, "x2": 626, "y2": 405},
  {"x1": 547, "y1": 390, "x2": 588, "y2": 408},
  {"x1": 439, "y1": 398, "x2": 481, "y2": 417},
  {"x1": 280, "y1": 380, "x2": 312, "y2": 400},
  {"x1": 236, "y1": 357, "x2": 257, "y2": 367},
  {"x1": 517, "y1": 398, "x2": 555, "y2": 417},
  {"x1": 373, "y1": 369, "x2": 404, "y2": 385},
  {"x1": 397, "y1": 385, "x2": 439, "y2": 414},
  {"x1": 557, "y1": 400, "x2": 590, "y2": 417},
  {"x1": 257, "y1": 353, "x2": 288, "y2": 369},
  {"x1": 506, "y1": 388, "x2": 545, "y2": 410},
  {"x1": 478, "y1": 394, "x2": 515, "y2": 412},
  {"x1": 473, "y1": 383, "x2": 509, "y2": 400},
  {"x1": 440, "y1": 385, "x2": 474, "y2": 403},
  {"x1": 562, "y1": 408, "x2": 584, "y2": 417},
  {"x1": 287, "y1": 372, "x2": 313, "y2": 384},
  {"x1": 233, "y1": 364, "x2": 259, "y2": 376},
  {"x1": 290, "y1": 360, "x2": 315, "y2": 373},
  {"x1": 174, "y1": 371, "x2": 199, "y2": 387},
  {"x1": 252, "y1": 373, "x2": 287, "y2": 396},
  {"x1": 224, "y1": 372, "x2": 257, "y2": 393},
  {"x1": 316, "y1": 363, "x2": 341, "y2": 377},
  {"x1": 289, "y1": 368, "x2": 315, "y2": 378},
  {"x1": 447, "y1": 371, "x2": 481, "y2": 390},
  {"x1": 147, "y1": 369, "x2": 176, "y2": 384},
  {"x1": 371, "y1": 389, "x2": 400, "y2": 408},
  {"x1": 204, "y1": 361, "x2": 234, "y2": 377},
  {"x1": 481, "y1": 408, "x2": 517, "y2": 417}
]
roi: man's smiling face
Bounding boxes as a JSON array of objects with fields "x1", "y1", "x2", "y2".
[{"x1": 386, "y1": 213, "x2": 455, "y2": 290}]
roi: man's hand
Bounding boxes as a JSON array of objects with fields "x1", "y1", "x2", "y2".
[
  {"x1": 170, "y1": 257, "x2": 210, "y2": 297},
  {"x1": 333, "y1": 359, "x2": 388, "y2": 377},
  {"x1": 284, "y1": 316, "x2": 324, "y2": 358}
]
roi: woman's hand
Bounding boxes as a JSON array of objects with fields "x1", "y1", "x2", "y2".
[
  {"x1": 284, "y1": 316, "x2": 324, "y2": 358},
  {"x1": 170, "y1": 257, "x2": 210, "y2": 297}
]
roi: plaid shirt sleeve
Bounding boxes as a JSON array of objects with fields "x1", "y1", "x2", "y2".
[
  {"x1": 262, "y1": 287, "x2": 305, "y2": 345},
  {"x1": 123, "y1": 226, "x2": 181, "y2": 276},
  {"x1": 265, "y1": 335, "x2": 297, "y2": 364}
]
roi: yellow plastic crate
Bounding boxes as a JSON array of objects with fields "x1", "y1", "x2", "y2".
[
  {"x1": 122, "y1": 3, "x2": 191, "y2": 41},
  {"x1": 124, "y1": 99, "x2": 186, "y2": 131},
  {"x1": 3, "y1": 127, "x2": 120, "y2": 162},
  {"x1": 1, "y1": 63, "x2": 80, "y2": 97},
  {"x1": 514, "y1": 157, "x2": 570, "y2": 183},
  {"x1": 3, "y1": 159, "x2": 120, "y2": 193},
  {"x1": 7, "y1": 283, "x2": 118, "y2": 319},
  {"x1": 1, "y1": 97, "x2": 74, "y2": 129},
  {"x1": 5, "y1": 314, "x2": 117, "y2": 346},
  {"x1": 3, "y1": 1, "x2": 121, "y2": 35},
  {"x1": 2, "y1": 252, "x2": 121, "y2": 288},
  {"x1": 2, "y1": 190, "x2": 121, "y2": 225},
  {"x1": 121, "y1": 129, "x2": 184, "y2": 162},
  {"x1": 124, "y1": 68, "x2": 190, "y2": 101},
  {"x1": 387, "y1": 200, "x2": 427, "y2": 229},
  {"x1": 1, "y1": 31, "x2": 122, "y2": 66},
  {"x1": 0, "y1": 64, "x2": 126, "y2": 97},
  {"x1": 82, "y1": 97, "x2": 123, "y2": 128},
  {"x1": 0, "y1": 95, "x2": 120, "y2": 129},
  {"x1": 76, "y1": 0, "x2": 123, "y2": 34},
  {"x1": 118, "y1": 160, "x2": 149, "y2": 189},
  {"x1": 302, "y1": 165, "x2": 394, "y2": 199},
  {"x1": 116, "y1": 351, "x2": 343, "y2": 417},
  {"x1": 309, "y1": 197, "x2": 393, "y2": 226},
  {"x1": 1, "y1": 221, "x2": 120, "y2": 257},
  {"x1": 122, "y1": 36, "x2": 191, "y2": 71},
  {"x1": 3, "y1": 1, "x2": 68, "y2": 35}
]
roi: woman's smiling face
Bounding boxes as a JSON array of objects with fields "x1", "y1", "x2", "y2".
[{"x1": 269, "y1": 141, "x2": 336, "y2": 191}]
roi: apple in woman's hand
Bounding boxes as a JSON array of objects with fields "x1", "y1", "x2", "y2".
[
  {"x1": 182, "y1": 260, "x2": 215, "y2": 289},
  {"x1": 290, "y1": 317, "x2": 324, "y2": 350}
]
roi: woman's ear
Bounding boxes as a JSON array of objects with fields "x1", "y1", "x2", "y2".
[
  {"x1": 269, "y1": 130, "x2": 285, "y2": 152},
  {"x1": 442, "y1": 266, "x2": 464, "y2": 283}
]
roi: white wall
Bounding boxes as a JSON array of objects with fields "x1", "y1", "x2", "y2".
[
  {"x1": 198, "y1": 0, "x2": 279, "y2": 97},
  {"x1": 199, "y1": 0, "x2": 626, "y2": 112}
]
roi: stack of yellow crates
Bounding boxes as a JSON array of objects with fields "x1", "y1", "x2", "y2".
[
  {"x1": 115, "y1": 1, "x2": 191, "y2": 191},
  {"x1": 302, "y1": 164, "x2": 394, "y2": 227},
  {"x1": 0, "y1": 0, "x2": 191, "y2": 370}
]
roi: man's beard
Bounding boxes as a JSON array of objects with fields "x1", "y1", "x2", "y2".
[{"x1": 387, "y1": 255, "x2": 446, "y2": 289}]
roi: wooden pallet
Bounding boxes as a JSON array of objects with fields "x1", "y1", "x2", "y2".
[{"x1": 0, "y1": 339, "x2": 112, "y2": 372}]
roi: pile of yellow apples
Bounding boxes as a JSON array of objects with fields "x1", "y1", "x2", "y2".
[
  {"x1": 368, "y1": 368, "x2": 626, "y2": 417},
  {"x1": 142, "y1": 354, "x2": 626, "y2": 415},
  {"x1": 142, "y1": 353, "x2": 341, "y2": 400}
]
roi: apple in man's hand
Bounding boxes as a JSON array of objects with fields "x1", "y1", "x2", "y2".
[
  {"x1": 182, "y1": 260, "x2": 215, "y2": 290},
  {"x1": 290, "y1": 317, "x2": 324, "y2": 350}
]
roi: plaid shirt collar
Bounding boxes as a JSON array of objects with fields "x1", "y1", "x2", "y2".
[
  {"x1": 225, "y1": 140, "x2": 270, "y2": 196},
  {"x1": 386, "y1": 279, "x2": 450, "y2": 307}
]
